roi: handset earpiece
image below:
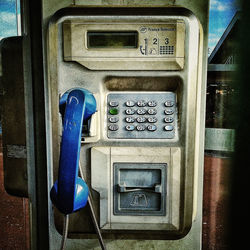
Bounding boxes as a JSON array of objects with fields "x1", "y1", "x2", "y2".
[{"x1": 50, "y1": 88, "x2": 96, "y2": 214}]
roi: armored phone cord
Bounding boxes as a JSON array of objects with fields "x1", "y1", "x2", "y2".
[
  {"x1": 79, "y1": 162, "x2": 107, "y2": 250},
  {"x1": 60, "y1": 214, "x2": 69, "y2": 250},
  {"x1": 58, "y1": 165, "x2": 107, "y2": 250}
]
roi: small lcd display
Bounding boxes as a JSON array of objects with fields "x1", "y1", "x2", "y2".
[{"x1": 87, "y1": 31, "x2": 138, "y2": 48}]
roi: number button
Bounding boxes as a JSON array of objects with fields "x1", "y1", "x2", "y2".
[
  {"x1": 137, "y1": 100, "x2": 147, "y2": 107},
  {"x1": 109, "y1": 117, "x2": 119, "y2": 123},
  {"x1": 137, "y1": 108, "x2": 147, "y2": 115},
  {"x1": 125, "y1": 109, "x2": 135, "y2": 115},
  {"x1": 137, "y1": 117, "x2": 146, "y2": 123},
  {"x1": 148, "y1": 117, "x2": 157, "y2": 123},
  {"x1": 147, "y1": 125, "x2": 157, "y2": 131},
  {"x1": 108, "y1": 124, "x2": 119, "y2": 131},
  {"x1": 125, "y1": 125, "x2": 135, "y2": 131},
  {"x1": 148, "y1": 101, "x2": 157, "y2": 107},
  {"x1": 148, "y1": 108, "x2": 157, "y2": 115},
  {"x1": 125, "y1": 117, "x2": 135, "y2": 123},
  {"x1": 125, "y1": 100, "x2": 135, "y2": 107},
  {"x1": 136, "y1": 125, "x2": 146, "y2": 131},
  {"x1": 164, "y1": 109, "x2": 174, "y2": 115}
]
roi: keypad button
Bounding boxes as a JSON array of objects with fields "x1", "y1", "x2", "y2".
[
  {"x1": 109, "y1": 108, "x2": 119, "y2": 115},
  {"x1": 136, "y1": 125, "x2": 146, "y2": 131},
  {"x1": 148, "y1": 117, "x2": 157, "y2": 123},
  {"x1": 164, "y1": 109, "x2": 174, "y2": 115},
  {"x1": 108, "y1": 124, "x2": 119, "y2": 131},
  {"x1": 137, "y1": 108, "x2": 147, "y2": 115},
  {"x1": 109, "y1": 101, "x2": 119, "y2": 107},
  {"x1": 109, "y1": 117, "x2": 119, "y2": 123},
  {"x1": 125, "y1": 117, "x2": 135, "y2": 123},
  {"x1": 148, "y1": 101, "x2": 157, "y2": 107},
  {"x1": 137, "y1": 100, "x2": 147, "y2": 107},
  {"x1": 147, "y1": 125, "x2": 157, "y2": 131},
  {"x1": 164, "y1": 101, "x2": 174, "y2": 107},
  {"x1": 148, "y1": 108, "x2": 157, "y2": 115},
  {"x1": 125, "y1": 109, "x2": 135, "y2": 115},
  {"x1": 164, "y1": 117, "x2": 174, "y2": 123},
  {"x1": 137, "y1": 117, "x2": 146, "y2": 123},
  {"x1": 164, "y1": 125, "x2": 174, "y2": 131},
  {"x1": 125, "y1": 125, "x2": 135, "y2": 131},
  {"x1": 125, "y1": 100, "x2": 135, "y2": 107}
]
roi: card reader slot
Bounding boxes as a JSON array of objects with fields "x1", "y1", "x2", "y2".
[{"x1": 117, "y1": 182, "x2": 162, "y2": 193}]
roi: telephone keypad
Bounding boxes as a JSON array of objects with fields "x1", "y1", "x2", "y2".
[{"x1": 107, "y1": 92, "x2": 177, "y2": 139}]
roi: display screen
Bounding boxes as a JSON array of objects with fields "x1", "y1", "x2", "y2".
[{"x1": 87, "y1": 31, "x2": 138, "y2": 48}]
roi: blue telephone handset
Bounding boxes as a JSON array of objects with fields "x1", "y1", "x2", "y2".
[{"x1": 50, "y1": 88, "x2": 96, "y2": 214}]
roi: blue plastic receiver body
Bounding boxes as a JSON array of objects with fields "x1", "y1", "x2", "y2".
[{"x1": 50, "y1": 88, "x2": 96, "y2": 214}]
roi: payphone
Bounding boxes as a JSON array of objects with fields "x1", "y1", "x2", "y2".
[
  {"x1": 0, "y1": 1, "x2": 209, "y2": 249},
  {"x1": 47, "y1": 6, "x2": 207, "y2": 246}
]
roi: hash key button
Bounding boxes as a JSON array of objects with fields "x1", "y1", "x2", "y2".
[{"x1": 147, "y1": 125, "x2": 157, "y2": 131}]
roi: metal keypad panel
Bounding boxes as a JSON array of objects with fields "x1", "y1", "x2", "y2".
[{"x1": 107, "y1": 92, "x2": 177, "y2": 139}]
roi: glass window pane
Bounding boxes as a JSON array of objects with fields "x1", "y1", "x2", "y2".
[{"x1": 0, "y1": 0, "x2": 21, "y2": 41}]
